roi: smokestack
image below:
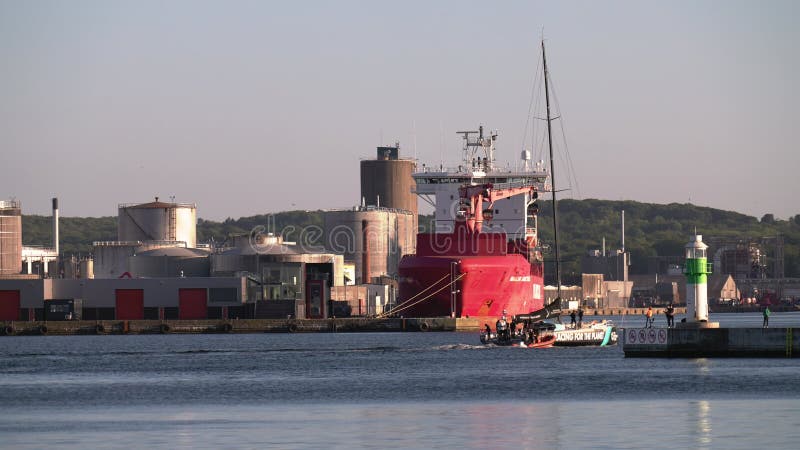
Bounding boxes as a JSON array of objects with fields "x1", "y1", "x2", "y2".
[
  {"x1": 52, "y1": 197, "x2": 59, "y2": 274},
  {"x1": 621, "y1": 210, "x2": 625, "y2": 252}
]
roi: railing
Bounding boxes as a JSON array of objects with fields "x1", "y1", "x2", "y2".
[
  {"x1": 0, "y1": 200, "x2": 21, "y2": 209},
  {"x1": 92, "y1": 240, "x2": 187, "y2": 247},
  {"x1": 117, "y1": 202, "x2": 196, "y2": 209},
  {"x1": 92, "y1": 241, "x2": 143, "y2": 246}
]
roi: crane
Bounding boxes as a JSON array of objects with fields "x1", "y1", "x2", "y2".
[{"x1": 457, "y1": 182, "x2": 538, "y2": 233}]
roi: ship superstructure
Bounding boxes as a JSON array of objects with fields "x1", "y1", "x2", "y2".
[{"x1": 396, "y1": 126, "x2": 551, "y2": 318}]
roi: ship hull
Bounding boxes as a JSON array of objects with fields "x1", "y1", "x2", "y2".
[{"x1": 398, "y1": 253, "x2": 544, "y2": 318}]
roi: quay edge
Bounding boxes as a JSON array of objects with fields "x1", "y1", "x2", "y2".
[
  {"x1": 0, "y1": 318, "x2": 480, "y2": 335},
  {"x1": 623, "y1": 326, "x2": 798, "y2": 357}
]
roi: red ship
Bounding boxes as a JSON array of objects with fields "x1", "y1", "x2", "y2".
[{"x1": 396, "y1": 126, "x2": 549, "y2": 318}]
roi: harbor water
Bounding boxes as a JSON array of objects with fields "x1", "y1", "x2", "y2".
[{"x1": 1, "y1": 312, "x2": 800, "y2": 449}]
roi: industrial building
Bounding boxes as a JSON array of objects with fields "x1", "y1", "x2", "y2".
[
  {"x1": 210, "y1": 233, "x2": 344, "y2": 318},
  {"x1": 0, "y1": 276, "x2": 247, "y2": 321},
  {"x1": 628, "y1": 273, "x2": 739, "y2": 308},
  {"x1": 2, "y1": 137, "x2": 424, "y2": 321}
]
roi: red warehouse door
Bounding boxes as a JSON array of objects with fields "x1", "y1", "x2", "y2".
[
  {"x1": 0, "y1": 290, "x2": 20, "y2": 321},
  {"x1": 116, "y1": 289, "x2": 144, "y2": 320},
  {"x1": 179, "y1": 288, "x2": 207, "y2": 320}
]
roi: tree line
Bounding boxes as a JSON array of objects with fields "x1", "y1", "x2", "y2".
[{"x1": 21, "y1": 200, "x2": 799, "y2": 280}]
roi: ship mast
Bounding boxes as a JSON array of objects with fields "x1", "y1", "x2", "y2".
[{"x1": 542, "y1": 39, "x2": 561, "y2": 302}]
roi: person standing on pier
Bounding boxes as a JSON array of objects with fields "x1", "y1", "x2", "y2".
[
  {"x1": 763, "y1": 306, "x2": 770, "y2": 328},
  {"x1": 665, "y1": 304, "x2": 675, "y2": 328},
  {"x1": 569, "y1": 310, "x2": 576, "y2": 328},
  {"x1": 645, "y1": 306, "x2": 653, "y2": 328},
  {"x1": 577, "y1": 308, "x2": 584, "y2": 329}
]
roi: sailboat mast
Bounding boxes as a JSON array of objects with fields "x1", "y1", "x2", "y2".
[{"x1": 542, "y1": 39, "x2": 561, "y2": 301}]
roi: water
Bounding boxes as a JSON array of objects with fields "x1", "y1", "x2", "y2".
[{"x1": 1, "y1": 313, "x2": 800, "y2": 449}]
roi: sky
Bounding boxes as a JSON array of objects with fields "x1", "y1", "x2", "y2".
[{"x1": 1, "y1": 0, "x2": 797, "y2": 221}]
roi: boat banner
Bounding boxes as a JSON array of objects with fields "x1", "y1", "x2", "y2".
[{"x1": 555, "y1": 329, "x2": 607, "y2": 343}]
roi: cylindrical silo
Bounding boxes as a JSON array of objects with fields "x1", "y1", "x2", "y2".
[
  {"x1": 79, "y1": 258, "x2": 94, "y2": 279},
  {"x1": 0, "y1": 200, "x2": 22, "y2": 276},
  {"x1": 128, "y1": 247, "x2": 210, "y2": 278},
  {"x1": 360, "y1": 144, "x2": 417, "y2": 216},
  {"x1": 118, "y1": 197, "x2": 197, "y2": 247},
  {"x1": 323, "y1": 208, "x2": 416, "y2": 284}
]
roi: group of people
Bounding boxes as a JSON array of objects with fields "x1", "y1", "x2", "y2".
[
  {"x1": 644, "y1": 305, "x2": 675, "y2": 328},
  {"x1": 568, "y1": 308, "x2": 584, "y2": 329}
]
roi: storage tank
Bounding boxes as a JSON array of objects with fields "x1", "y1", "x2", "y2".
[
  {"x1": 323, "y1": 208, "x2": 416, "y2": 284},
  {"x1": 0, "y1": 200, "x2": 22, "y2": 276},
  {"x1": 93, "y1": 241, "x2": 139, "y2": 278},
  {"x1": 118, "y1": 198, "x2": 197, "y2": 247},
  {"x1": 360, "y1": 144, "x2": 417, "y2": 216},
  {"x1": 128, "y1": 247, "x2": 210, "y2": 278},
  {"x1": 79, "y1": 258, "x2": 94, "y2": 279}
]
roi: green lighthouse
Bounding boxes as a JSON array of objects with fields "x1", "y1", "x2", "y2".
[{"x1": 684, "y1": 234, "x2": 711, "y2": 322}]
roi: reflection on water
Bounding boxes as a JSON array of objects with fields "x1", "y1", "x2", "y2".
[
  {"x1": 693, "y1": 358, "x2": 711, "y2": 374},
  {"x1": 2, "y1": 329, "x2": 800, "y2": 448},
  {"x1": 0, "y1": 396, "x2": 799, "y2": 449},
  {"x1": 690, "y1": 400, "x2": 712, "y2": 448}
]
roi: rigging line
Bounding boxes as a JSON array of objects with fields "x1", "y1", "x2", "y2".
[
  {"x1": 548, "y1": 75, "x2": 582, "y2": 198},
  {"x1": 536, "y1": 126, "x2": 548, "y2": 171},
  {"x1": 531, "y1": 78, "x2": 547, "y2": 161},
  {"x1": 521, "y1": 57, "x2": 544, "y2": 152}
]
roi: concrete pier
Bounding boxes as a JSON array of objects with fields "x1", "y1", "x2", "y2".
[
  {"x1": 623, "y1": 327, "x2": 798, "y2": 357},
  {"x1": 1, "y1": 317, "x2": 475, "y2": 336}
]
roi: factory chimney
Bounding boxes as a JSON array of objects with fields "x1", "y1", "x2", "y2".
[{"x1": 52, "y1": 197, "x2": 59, "y2": 276}]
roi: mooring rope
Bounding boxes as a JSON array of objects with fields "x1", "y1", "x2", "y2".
[{"x1": 379, "y1": 273, "x2": 465, "y2": 318}]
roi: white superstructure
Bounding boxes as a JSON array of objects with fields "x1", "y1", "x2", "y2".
[{"x1": 412, "y1": 126, "x2": 550, "y2": 240}]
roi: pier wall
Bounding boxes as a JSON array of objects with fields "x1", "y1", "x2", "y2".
[
  {"x1": 0, "y1": 317, "x2": 472, "y2": 336},
  {"x1": 623, "y1": 327, "x2": 798, "y2": 357}
]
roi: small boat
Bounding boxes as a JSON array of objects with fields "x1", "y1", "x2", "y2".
[{"x1": 479, "y1": 317, "x2": 556, "y2": 348}]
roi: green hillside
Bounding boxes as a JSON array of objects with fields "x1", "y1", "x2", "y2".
[{"x1": 21, "y1": 201, "x2": 800, "y2": 279}]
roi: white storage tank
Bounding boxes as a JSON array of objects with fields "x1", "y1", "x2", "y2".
[
  {"x1": 118, "y1": 197, "x2": 197, "y2": 247},
  {"x1": 128, "y1": 246, "x2": 210, "y2": 278}
]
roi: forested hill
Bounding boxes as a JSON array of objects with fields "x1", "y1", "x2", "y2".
[
  {"x1": 533, "y1": 199, "x2": 799, "y2": 280},
  {"x1": 20, "y1": 200, "x2": 800, "y2": 278}
]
